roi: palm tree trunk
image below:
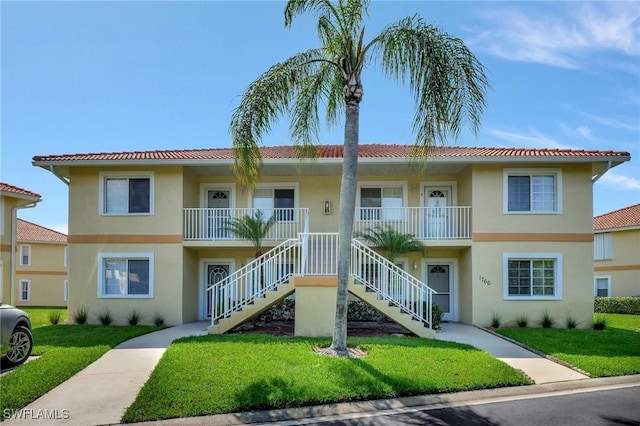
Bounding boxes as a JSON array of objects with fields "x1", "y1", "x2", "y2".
[{"x1": 331, "y1": 97, "x2": 360, "y2": 355}]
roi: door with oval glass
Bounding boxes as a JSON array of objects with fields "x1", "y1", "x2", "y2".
[
  {"x1": 204, "y1": 263, "x2": 230, "y2": 319},
  {"x1": 426, "y1": 263, "x2": 455, "y2": 321},
  {"x1": 207, "y1": 190, "x2": 230, "y2": 239},
  {"x1": 424, "y1": 187, "x2": 451, "y2": 239}
]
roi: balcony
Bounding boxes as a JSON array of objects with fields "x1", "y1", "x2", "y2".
[
  {"x1": 354, "y1": 206, "x2": 472, "y2": 240},
  {"x1": 184, "y1": 208, "x2": 310, "y2": 241}
]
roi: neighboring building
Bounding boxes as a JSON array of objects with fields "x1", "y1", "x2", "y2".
[
  {"x1": 0, "y1": 183, "x2": 42, "y2": 305},
  {"x1": 594, "y1": 203, "x2": 640, "y2": 297},
  {"x1": 33, "y1": 144, "x2": 630, "y2": 333},
  {"x1": 15, "y1": 219, "x2": 69, "y2": 307}
]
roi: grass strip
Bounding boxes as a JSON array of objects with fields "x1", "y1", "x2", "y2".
[
  {"x1": 123, "y1": 334, "x2": 530, "y2": 423},
  {"x1": 498, "y1": 314, "x2": 640, "y2": 377},
  {"x1": 0, "y1": 325, "x2": 160, "y2": 415}
]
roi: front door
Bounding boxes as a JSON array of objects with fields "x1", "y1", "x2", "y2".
[
  {"x1": 426, "y1": 264, "x2": 454, "y2": 321},
  {"x1": 207, "y1": 190, "x2": 230, "y2": 239},
  {"x1": 424, "y1": 187, "x2": 450, "y2": 238},
  {"x1": 205, "y1": 263, "x2": 230, "y2": 318}
]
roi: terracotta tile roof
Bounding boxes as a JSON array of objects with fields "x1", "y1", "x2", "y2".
[
  {"x1": 0, "y1": 182, "x2": 41, "y2": 199},
  {"x1": 17, "y1": 219, "x2": 67, "y2": 243},
  {"x1": 594, "y1": 203, "x2": 640, "y2": 231},
  {"x1": 32, "y1": 144, "x2": 630, "y2": 163}
]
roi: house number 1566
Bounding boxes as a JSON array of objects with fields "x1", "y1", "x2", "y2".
[{"x1": 479, "y1": 275, "x2": 491, "y2": 286}]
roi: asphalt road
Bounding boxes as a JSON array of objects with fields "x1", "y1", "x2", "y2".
[{"x1": 310, "y1": 386, "x2": 640, "y2": 426}]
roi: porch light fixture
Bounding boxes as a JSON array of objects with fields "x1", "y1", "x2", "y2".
[{"x1": 323, "y1": 200, "x2": 331, "y2": 215}]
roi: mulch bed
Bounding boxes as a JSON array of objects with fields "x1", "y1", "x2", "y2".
[{"x1": 230, "y1": 320, "x2": 416, "y2": 337}]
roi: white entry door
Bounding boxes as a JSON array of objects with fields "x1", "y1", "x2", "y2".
[
  {"x1": 424, "y1": 187, "x2": 451, "y2": 238},
  {"x1": 204, "y1": 263, "x2": 230, "y2": 319},
  {"x1": 425, "y1": 263, "x2": 455, "y2": 321},
  {"x1": 207, "y1": 190, "x2": 230, "y2": 239}
]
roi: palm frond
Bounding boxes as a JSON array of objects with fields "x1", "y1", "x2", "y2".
[
  {"x1": 370, "y1": 15, "x2": 489, "y2": 148},
  {"x1": 224, "y1": 211, "x2": 276, "y2": 254},
  {"x1": 357, "y1": 225, "x2": 423, "y2": 263}
]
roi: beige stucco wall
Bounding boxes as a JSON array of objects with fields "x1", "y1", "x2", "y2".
[
  {"x1": 293, "y1": 276, "x2": 337, "y2": 336},
  {"x1": 15, "y1": 241, "x2": 68, "y2": 307},
  {"x1": 69, "y1": 242, "x2": 184, "y2": 325},
  {"x1": 595, "y1": 229, "x2": 640, "y2": 297}
]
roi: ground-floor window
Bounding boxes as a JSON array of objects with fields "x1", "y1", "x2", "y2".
[
  {"x1": 503, "y1": 253, "x2": 562, "y2": 300},
  {"x1": 64, "y1": 280, "x2": 69, "y2": 302},
  {"x1": 98, "y1": 253, "x2": 154, "y2": 298},
  {"x1": 19, "y1": 280, "x2": 30, "y2": 302},
  {"x1": 594, "y1": 276, "x2": 610, "y2": 297}
]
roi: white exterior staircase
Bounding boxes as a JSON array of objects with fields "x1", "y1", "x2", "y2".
[{"x1": 207, "y1": 233, "x2": 437, "y2": 337}]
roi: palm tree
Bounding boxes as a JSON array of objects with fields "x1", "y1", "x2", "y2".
[
  {"x1": 357, "y1": 226, "x2": 423, "y2": 264},
  {"x1": 230, "y1": 0, "x2": 488, "y2": 355},
  {"x1": 224, "y1": 210, "x2": 276, "y2": 257}
]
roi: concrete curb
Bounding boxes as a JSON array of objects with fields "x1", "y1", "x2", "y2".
[{"x1": 126, "y1": 375, "x2": 640, "y2": 426}]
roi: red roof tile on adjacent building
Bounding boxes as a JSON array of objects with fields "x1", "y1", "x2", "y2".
[
  {"x1": 16, "y1": 219, "x2": 67, "y2": 243},
  {"x1": 0, "y1": 182, "x2": 41, "y2": 199},
  {"x1": 594, "y1": 203, "x2": 640, "y2": 231},
  {"x1": 32, "y1": 144, "x2": 630, "y2": 163}
]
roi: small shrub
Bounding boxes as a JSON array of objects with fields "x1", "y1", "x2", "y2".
[
  {"x1": 593, "y1": 314, "x2": 608, "y2": 330},
  {"x1": 431, "y1": 305, "x2": 443, "y2": 331},
  {"x1": 516, "y1": 314, "x2": 528, "y2": 328},
  {"x1": 594, "y1": 297, "x2": 640, "y2": 314},
  {"x1": 565, "y1": 315, "x2": 578, "y2": 329},
  {"x1": 48, "y1": 310, "x2": 62, "y2": 325},
  {"x1": 73, "y1": 306, "x2": 89, "y2": 324},
  {"x1": 539, "y1": 310, "x2": 554, "y2": 328},
  {"x1": 128, "y1": 310, "x2": 141, "y2": 326},
  {"x1": 98, "y1": 309, "x2": 113, "y2": 326},
  {"x1": 153, "y1": 314, "x2": 165, "y2": 327},
  {"x1": 490, "y1": 312, "x2": 501, "y2": 329}
]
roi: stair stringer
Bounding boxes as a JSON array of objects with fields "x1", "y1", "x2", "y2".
[
  {"x1": 349, "y1": 281, "x2": 436, "y2": 339},
  {"x1": 207, "y1": 282, "x2": 295, "y2": 334}
]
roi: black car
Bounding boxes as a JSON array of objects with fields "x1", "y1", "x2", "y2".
[{"x1": 0, "y1": 304, "x2": 33, "y2": 367}]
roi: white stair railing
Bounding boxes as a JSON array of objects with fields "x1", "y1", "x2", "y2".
[
  {"x1": 351, "y1": 239, "x2": 436, "y2": 329},
  {"x1": 209, "y1": 238, "x2": 302, "y2": 325}
]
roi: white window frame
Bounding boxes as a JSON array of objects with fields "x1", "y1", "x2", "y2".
[
  {"x1": 64, "y1": 246, "x2": 69, "y2": 267},
  {"x1": 64, "y1": 280, "x2": 69, "y2": 302},
  {"x1": 19, "y1": 245, "x2": 31, "y2": 266},
  {"x1": 97, "y1": 252, "x2": 154, "y2": 298},
  {"x1": 356, "y1": 181, "x2": 408, "y2": 222},
  {"x1": 99, "y1": 171, "x2": 154, "y2": 216},
  {"x1": 503, "y1": 252, "x2": 563, "y2": 300},
  {"x1": 0, "y1": 197, "x2": 4, "y2": 236},
  {"x1": 594, "y1": 232, "x2": 613, "y2": 260},
  {"x1": 249, "y1": 183, "x2": 299, "y2": 222},
  {"x1": 503, "y1": 168, "x2": 562, "y2": 214},
  {"x1": 19, "y1": 279, "x2": 30, "y2": 302},
  {"x1": 594, "y1": 276, "x2": 611, "y2": 297}
]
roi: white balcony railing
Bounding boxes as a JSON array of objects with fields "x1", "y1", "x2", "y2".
[
  {"x1": 184, "y1": 208, "x2": 310, "y2": 241},
  {"x1": 354, "y1": 206, "x2": 471, "y2": 240}
]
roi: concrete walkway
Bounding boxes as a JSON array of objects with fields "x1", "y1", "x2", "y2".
[
  {"x1": 437, "y1": 322, "x2": 589, "y2": 384},
  {"x1": 4, "y1": 321, "x2": 589, "y2": 425},
  {"x1": 4, "y1": 321, "x2": 208, "y2": 426}
]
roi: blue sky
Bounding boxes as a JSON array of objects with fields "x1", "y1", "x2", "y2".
[{"x1": 2, "y1": 1, "x2": 639, "y2": 234}]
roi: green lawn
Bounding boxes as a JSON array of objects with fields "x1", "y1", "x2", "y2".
[
  {"x1": 21, "y1": 307, "x2": 68, "y2": 327},
  {"x1": 122, "y1": 334, "x2": 530, "y2": 423},
  {"x1": 497, "y1": 314, "x2": 640, "y2": 377},
  {"x1": 0, "y1": 324, "x2": 160, "y2": 416}
]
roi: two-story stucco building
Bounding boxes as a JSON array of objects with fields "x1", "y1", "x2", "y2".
[
  {"x1": 33, "y1": 144, "x2": 630, "y2": 333},
  {"x1": 594, "y1": 203, "x2": 640, "y2": 297},
  {"x1": 1, "y1": 183, "x2": 42, "y2": 305},
  {"x1": 15, "y1": 219, "x2": 69, "y2": 307}
]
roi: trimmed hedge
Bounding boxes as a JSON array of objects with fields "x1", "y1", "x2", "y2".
[{"x1": 594, "y1": 297, "x2": 640, "y2": 315}]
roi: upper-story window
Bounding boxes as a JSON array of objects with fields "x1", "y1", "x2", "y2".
[
  {"x1": 0, "y1": 197, "x2": 4, "y2": 236},
  {"x1": 99, "y1": 172, "x2": 154, "y2": 215},
  {"x1": 503, "y1": 169, "x2": 562, "y2": 214},
  {"x1": 594, "y1": 233, "x2": 613, "y2": 260},
  {"x1": 64, "y1": 246, "x2": 69, "y2": 267},
  {"x1": 252, "y1": 186, "x2": 297, "y2": 221},
  {"x1": 19, "y1": 245, "x2": 31, "y2": 266},
  {"x1": 359, "y1": 184, "x2": 405, "y2": 221}
]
